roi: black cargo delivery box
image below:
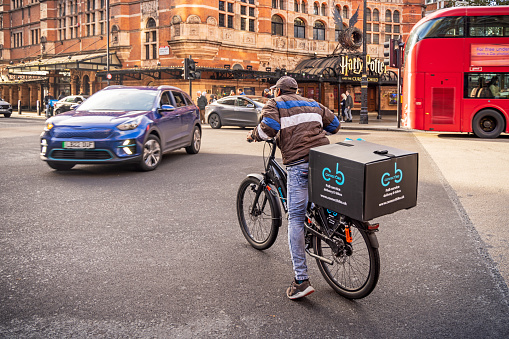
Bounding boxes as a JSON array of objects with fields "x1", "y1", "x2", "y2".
[{"x1": 308, "y1": 140, "x2": 418, "y2": 221}]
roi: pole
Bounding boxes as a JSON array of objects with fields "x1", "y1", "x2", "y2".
[
  {"x1": 106, "y1": 0, "x2": 110, "y2": 86},
  {"x1": 359, "y1": 0, "x2": 368, "y2": 124},
  {"x1": 397, "y1": 67, "x2": 401, "y2": 128},
  {"x1": 189, "y1": 55, "x2": 192, "y2": 95}
]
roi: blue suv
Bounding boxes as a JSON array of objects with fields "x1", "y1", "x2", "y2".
[{"x1": 40, "y1": 85, "x2": 201, "y2": 171}]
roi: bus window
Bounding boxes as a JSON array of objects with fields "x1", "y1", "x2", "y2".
[
  {"x1": 468, "y1": 16, "x2": 509, "y2": 37},
  {"x1": 465, "y1": 73, "x2": 509, "y2": 99},
  {"x1": 420, "y1": 16, "x2": 465, "y2": 39}
]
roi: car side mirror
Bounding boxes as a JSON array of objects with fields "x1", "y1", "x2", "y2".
[
  {"x1": 160, "y1": 104, "x2": 175, "y2": 112},
  {"x1": 246, "y1": 103, "x2": 254, "y2": 108}
]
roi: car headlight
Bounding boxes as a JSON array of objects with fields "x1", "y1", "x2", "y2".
[
  {"x1": 117, "y1": 116, "x2": 143, "y2": 131},
  {"x1": 44, "y1": 122, "x2": 54, "y2": 131}
]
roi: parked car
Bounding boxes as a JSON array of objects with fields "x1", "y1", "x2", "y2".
[
  {"x1": 40, "y1": 85, "x2": 201, "y2": 171},
  {"x1": 54, "y1": 95, "x2": 89, "y2": 114},
  {"x1": 0, "y1": 98, "x2": 13, "y2": 118},
  {"x1": 204, "y1": 95, "x2": 269, "y2": 129}
]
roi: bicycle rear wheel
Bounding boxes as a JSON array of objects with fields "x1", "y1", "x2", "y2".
[
  {"x1": 237, "y1": 177, "x2": 281, "y2": 250},
  {"x1": 313, "y1": 219, "x2": 380, "y2": 299}
]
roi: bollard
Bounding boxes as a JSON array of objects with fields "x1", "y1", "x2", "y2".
[
  {"x1": 37, "y1": 100, "x2": 41, "y2": 115},
  {"x1": 18, "y1": 100, "x2": 22, "y2": 115}
]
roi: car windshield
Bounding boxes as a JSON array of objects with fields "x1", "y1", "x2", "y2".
[{"x1": 77, "y1": 88, "x2": 158, "y2": 111}]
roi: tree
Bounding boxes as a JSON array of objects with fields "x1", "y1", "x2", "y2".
[{"x1": 464, "y1": 0, "x2": 509, "y2": 5}]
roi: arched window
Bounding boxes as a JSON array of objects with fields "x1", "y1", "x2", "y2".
[
  {"x1": 373, "y1": 9, "x2": 379, "y2": 21},
  {"x1": 271, "y1": 15, "x2": 284, "y2": 36},
  {"x1": 313, "y1": 21, "x2": 325, "y2": 40},
  {"x1": 393, "y1": 10, "x2": 400, "y2": 23},
  {"x1": 301, "y1": 1, "x2": 307, "y2": 13},
  {"x1": 313, "y1": 3, "x2": 319, "y2": 15},
  {"x1": 294, "y1": 18, "x2": 305, "y2": 38},
  {"x1": 386, "y1": 10, "x2": 392, "y2": 22},
  {"x1": 144, "y1": 18, "x2": 157, "y2": 60},
  {"x1": 321, "y1": 3, "x2": 326, "y2": 16},
  {"x1": 111, "y1": 25, "x2": 119, "y2": 44},
  {"x1": 294, "y1": 0, "x2": 299, "y2": 12},
  {"x1": 343, "y1": 6, "x2": 349, "y2": 19},
  {"x1": 366, "y1": 8, "x2": 371, "y2": 21}
]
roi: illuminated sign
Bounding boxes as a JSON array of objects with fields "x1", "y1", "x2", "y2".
[
  {"x1": 339, "y1": 55, "x2": 387, "y2": 77},
  {"x1": 471, "y1": 44, "x2": 509, "y2": 67}
]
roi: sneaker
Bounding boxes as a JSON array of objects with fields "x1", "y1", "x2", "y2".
[{"x1": 286, "y1": 279, "x2": 315, "y2": 300}]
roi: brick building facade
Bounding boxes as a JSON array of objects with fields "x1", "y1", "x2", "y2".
[{"x1": 0, "y1": 0, "x2": 425, "y2": 114}]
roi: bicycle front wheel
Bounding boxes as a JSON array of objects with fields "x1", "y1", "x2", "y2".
[
  {"x1": 236, "y1": 177, "x2": 281, "y2": 250},
  {"x1": 313, "y1": 219, "x2": 380, "y2": 299}
]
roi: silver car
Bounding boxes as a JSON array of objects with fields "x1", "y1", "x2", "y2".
[
  {"x1": 0, "y1": 98, "x2": 13, "y2": 118},
  {"x1": 205, "y1": 95, "x2": 269, "y2": 129}
]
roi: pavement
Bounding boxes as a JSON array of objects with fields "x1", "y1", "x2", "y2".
[{"x1": 9, "y1": 110, "x2": 404, "y2": 131}]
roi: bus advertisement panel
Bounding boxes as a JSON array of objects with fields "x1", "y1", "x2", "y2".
[{"x1": 402, "y1": 6, "x2": 509, "y2": 138}]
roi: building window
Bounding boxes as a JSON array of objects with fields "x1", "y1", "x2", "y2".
[
  {"x1": 271, "y1": 15, "x2": 284, "y2": 36},
  {"x1": 366, "y1": 8, "x2": 371, "y2": 21},
  {"x1": 272, "y1": 0, "x2": 278, "y2": 9},
  {"x1": 321, "y1": 3, "x2": 326, "y2": 16},
  {"x1": 144, "y1": 18, "x2": 157, "y2": 60},
  {"x1": 294, "y1": 18, "x2": 305, "y2": 38},
  {"x1": 385, "y1": 34, "x2": 391, "y2": 42},
  {"x1": 249, "y1": 7, "x2": 255, "y2": 16},
  {"x1": 394, "y1": 25, "x2": 400, "y2": 34},
  {"x1": 385, "y1": 24, "x2": 392, "y2": 33},
  {"x1": 241, "y1": 5, "x2": 246, "y2": 15},
  {"x1": 301, "y1": 1, "x2": 307, "y2": 13},
  {"x1": 294, "y1": 1, "x2": 299, "y2": 12},
  {"x1": 313, "y1": 21, "x2": 325, "y2": 40},
  {"x1": 227, "y1": 15, "x2": 233, "y2": 28},
  {"x1": 386, "y1": 10, "x2": 392, "y2": 22},
  {"x1": 279, "y1": 0, "x2": 285, "y2": 10},
  {"x1": 313, "y1": 3, "x2": 319, "y2": 15},
  {"x1": 373, "y1": 9, "x2": 379, "y2": 22},
  {"x1": 219, "y1": 14, "x2": 225, "y2": 27},
  {"x1": 241, "y1": 17, "x2": 246, "y2": 30},
  {"x1": 219, "y1": 1, "x2": 225, "y2": 11},
  {"x1": 373, "y1": 33, "x2": 379, "y2": 44},
  {"x1": 373, "y1": 23, "x2": 379, "y2": 32},
  {"x1": 366, "y1": 33, "x2": 371, "y2": 44},
  {"x1": 249, "y1": 19, "x2": 255, "y2": 32},
  {"x1": 393, "y1": 11, "x2": 400, "y2": 23},
  {"x1": 227, "y1": 2, "x2": 233, "y2": 13},
  {"x1": 343, "y1": 6, "x2": 349, "y2": 19}
]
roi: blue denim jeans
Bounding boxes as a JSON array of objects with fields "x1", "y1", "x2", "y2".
[{"x1": 287, "y1": 162, "x2": 309, "y2": 281}]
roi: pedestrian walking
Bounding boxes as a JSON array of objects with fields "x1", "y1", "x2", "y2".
[
  {"x1": 197, "y1": 92, "x2": 208, "y2": 124},
  {"x1": 345, "y1": 90, "x2": 353, "y2": 122},
  {"x1": 340, "y1": 93, "x2": 347, "y2": 122}
]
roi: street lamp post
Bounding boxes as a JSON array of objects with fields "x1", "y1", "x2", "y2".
[
  {"x1": 106, "y1": 0, "x2": 110, "y2": 86},
  {"x1": 359, "y1": 0, "x2": 368, "y2": 124}
]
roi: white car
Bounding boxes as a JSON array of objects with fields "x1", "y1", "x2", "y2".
[{"x1": 0, "y1": 98, "x2": 13, "y2": 118}]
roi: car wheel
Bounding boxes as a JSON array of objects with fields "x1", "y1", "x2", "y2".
[
  {"x1": 209, "y1": 113, "x2": 222, "y2": 129},
  {"x1": 54, "y1": 108, "x2": 61, "y2": 115},
  {"x1": 4, "y1": 113, "x2": 11, "y2": 118},
  {"x1": 185, "y1": 125, "x2": 201, "y2": 154},
  {"x1": 138, "y1": 134, "x2": 162, "y2": 171},
  {"x1": 47, "y1": 161, "x2": 75, "y2": 171},
  {"x1": 472, "y1": 109, "x2": 505, "y2": 139}
]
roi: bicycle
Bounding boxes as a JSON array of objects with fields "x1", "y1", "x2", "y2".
[{"x1": 237, "y1": 139, "x2": 381, "y2": 299}]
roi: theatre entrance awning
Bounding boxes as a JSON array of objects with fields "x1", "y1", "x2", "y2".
[{"x1": 6, "y1": 53, "x2": 122, "y2": 74}]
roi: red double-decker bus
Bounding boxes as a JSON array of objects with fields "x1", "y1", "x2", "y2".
[{"x1": 402, "y1": 6, "x2": 509, "y2": 138}]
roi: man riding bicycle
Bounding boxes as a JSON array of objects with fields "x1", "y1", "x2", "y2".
[{"x1": 247, "y1": 76, "x2": 341, "y2": 299}]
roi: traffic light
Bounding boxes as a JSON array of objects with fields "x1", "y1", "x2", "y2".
[
  {"x1": 183, "y1": 57, "x2": 200, "y2": 80},
  {"x1": 384, "y1": 38, "x2": 404, "y2": 68},
  {"x1": 383, "y1": 39, "x2": 396, "y2": 68}
]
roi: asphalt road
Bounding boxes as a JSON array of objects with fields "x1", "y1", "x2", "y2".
[{"x1": 1, "y1": 118, "x2": 508, "y2": 338}]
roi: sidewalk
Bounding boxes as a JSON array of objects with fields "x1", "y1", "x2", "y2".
[{"x1": 8, "y1": 110, "x2": 407, "y2": 132}]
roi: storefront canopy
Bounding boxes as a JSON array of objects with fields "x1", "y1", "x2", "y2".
[{"x1": 6, "y1": 53, "x2": 122, "y2": 74}]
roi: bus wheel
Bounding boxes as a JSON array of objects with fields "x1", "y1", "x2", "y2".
[{"x1": 472, "y1": 109, "x2": 505, "y2": 139}]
